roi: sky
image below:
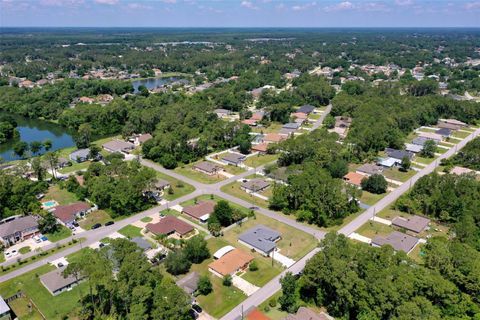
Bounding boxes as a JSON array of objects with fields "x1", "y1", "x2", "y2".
[{"x1": 1, "y1": 0, "x2": 480, "y2": 28}]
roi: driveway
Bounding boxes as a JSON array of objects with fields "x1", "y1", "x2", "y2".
[
  {"x1": 270, "y1": 251, "x2": 295, "y2": 268},
  {"x1": 232, "y1": 275, "x2": 259, "y2": 296}
]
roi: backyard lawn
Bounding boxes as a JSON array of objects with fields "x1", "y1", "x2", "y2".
[
  {"x1": 359, "y1": 191, "x2": 387, "y2": 206},
  {"x1": 242, "y1": 257, "x2": 283, "y2": 286},
  {"x1": 45, "y1": 225, "x2": 72, "y2": 242},
  {"x1": 78, "y1": 210, "x2": 112, "y2": 230},
  {"x1": 414, "y1": 156, "x2": 436, "y2": 165},
  {"x1": 44, "y1": 185, "x2": 78, "y2": 206},
  {"x1": 0, "y1": 264, "x2": 86, "y2": 320},
  {"x1": 244, "y1": 154, "x2": 278, "y2": 168},
  {"x1": 452, "y1": 130, "x2": 471, "y2": 139},
  {"x1": 8, "y1": 296, "x2": 45, "y2": 320},
  {"x1": 174, "y1": 163, "x2": 225, "y2": 184},
  {"x1": 382, "y1": 168, "x2": 416, "y2": 182},
  {"x1": 220, "y1": 182, "x2": 270, "y2": 209},
  {"x1": 357, "y1": 221, "x2": 393, "y2": 239},
  {"x1": 118, "y1": 225, "x2": 143, "y2": 239},
  {"x1": 252, "y1": 122, "x2": 283, "y2": 134}
]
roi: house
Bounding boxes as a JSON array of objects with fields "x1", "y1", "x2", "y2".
[
  {"x1": 418, "y1": 131, "x2": 443, "y2": 143},
  {"x1": 297, "y1": 105, "x2": 315, "y2": 115},
  {"x1": 377, "y1": 157, "x2": 398, "y2": 168},
  {"x1": 282, "y1": 122, "x2": 301, "y2": 130},
  {"x1": 251, "y1": 111, "x2": 265, "y2": 121},
  {"x1": 251, "y1": 143, "x2": 269, "y2": 154},
  {"x1": 238, "y1": 225, "x2": 281, "y2": 256},
  {"x1": 213, "y1": 245, "x2": 236, "y2": 259},
  {"x1": 102, "y1": 140, "x2": 135, "y2": 154},
  {"x1": 241, "y1": 179, "x2": 270, "y2": 193},
  {"x1": 412, "y1": 137, "x2": 431, "y2": 146},
  {"x1": 284, "y1": 307, "x2": 334, "y2": 320},
  {"x1": 404, "y1": 143, "x2": 423, "y2": 153},
  {"x1": 69, "y1": 148, "x2": 91, "y2": 163},
  {"x1": 436, "y1": 128, "x2": 452, "y2": 137},
  {"x1": 193, "y1": 161, "x2": 221, "y2": 175},
  {"x1": 371, "y1": 231, "x2": 419, "y2": 253},
  {"x1": 335, "y1": 116, "x2": 352, "y2": 128},
  {"x1": 264, "y1": 133, "x2": 287, "y2": 144},
  {"x1": 392, "y1": 215, "x2": 430, "y2": 234},
  {"x1": 208, "y1": 248, "x2": 254, "y2": 277},
  {"x1": 222, "y1": 153, "x2": 246, "y2": 166},
  {"x1": 40, "y1": 267, "x2": 82, "y2": 296},
  {"x1": 79, "y1": 96, "x2": 95, "y2": 104},
  {"x1": 57, "y1": 157, "x2": 70, "y2": 168},
  {"x1": 0, "y1": 216, "x2": 39, "y2": 247},
  {"x1": 450, "y1": 166, "x2": 476, "y2": 176},
  {"x1": 356, "y1": 163, "x2": 383, "y2": 176},
  {"x1": 134, "y1": 133, "x2": 153, "y2": 146},
  {"x1": 96, "y1": 94, "x2": 114, "y2": 104},
  {"x1": 214, "y1": 109, "x2": 231, "y2": 119},
  {"x1": 343, "y1": 172, "x2": 365, "y2": 187},
  {"x1": 151, "y1": 179, "x2": 170, "y2": 191},
  {"x1": 385, "y1": 148, "x2": 413, "y2": 161},
  {"x1": 53, "y1": 202, "x2": 91, "y2": 226},
  {"x1": 146, "y1": 216, "x2": 194, "y2": 238},
  {"x1": 176, "y1": 272, "x2": 200, "y2": 295},
  {"x1": 291, "y1": 112, "x2": 308, "y2": 121},
  {"x1": 0, "y1": 296, "x2": 11, "y2": 320},
  {"x1": 242, "y1": 119, "x2": 258, "y2": 126},
  {"x1": 182, "y1": 201, "x2": 215, "y2": 223},
  {"x1": 437, "y1": 119, "x2": 467, "y2": 130},
  {"x1": 131, "y1": 237, "x2": 152, "y2": 251},
  {"x1": 241, "y1": 308, "x2": 272, "y2": 320}
]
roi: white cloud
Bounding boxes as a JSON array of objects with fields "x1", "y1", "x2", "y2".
[
  {"x1": 465, "y1": 1, "x2": 480, "y2": 9},
  {"x1": 241, "y1": 0, "x2": 259, "y2": 10},
  {"x1": 292, "y1": 1, "x2": 316, "y2": 11},
  {"x1": 127, "y1": 2, "x2": 152, "y2": 9},
  {"x1": 395, "y1": 0, "x2": 413, "y2": 6},
  {"x1": 360, "y1": 2, "x2": 390, "y2": 12},
  {"x1": 39, "y1": 0, "x2": 83, "y2": 6},
  {"x1": 94, "y1": 0, "x2": 118, "y2": 5},
  {"x1": 161, "y1": 0, "x2": 177, "y2": 3},
  {"x1": 324, "y1": 1, "x2": 354, "y2": 12},
  {"x1": 275, "y1": 3, "x2": 285, "y2": 10}
]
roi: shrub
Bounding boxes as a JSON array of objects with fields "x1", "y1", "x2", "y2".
[
  {"x1": 223, "y1": 275, "x2": 232, "y2": 287},
  {"x1": 249, "y1": 260, "x2": 259, "y2": 272},
  {"x1": 269, "y1": 298, "x2": 277, "y2": 308}
]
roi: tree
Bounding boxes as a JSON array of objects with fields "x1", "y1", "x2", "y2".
[
  {"x1": 222, "y1": 275, "x2": 232, "y2": 287},
  {"x1": 207, "y1": 215, "x2": 222, "y2": 236},
  {"x1": 361, "y1": 174, "x2": 388, "y2": 194},
  {"x1": 44, "y1": 151, "x2": 59, "y2": 179},
  {"x1": 138, "y1": 85, "x2": 149, "y2": 97},
  {"x1": 249, "y1": 260, "x2": 258, "y2": 271},
  {"x1": 420, "y1": 140, "x2": 437, "y2": 158},
  {"x1": 76, "y1": 123, "x2": 92, "y2": 148},
  {"x1": 29, "y1": 141, "x2": 43, "y2": 155},
  {"x1": 39, "y1": 211, "x2": 58, "y2": 234},
  {"x1": 31, "y1": 157, "x2": 46, "y2": 181},
  {"x1": 197, "y1": 275, "x2": 213, "y2": 295},
  {"x1": 327, "y1": 159, "x2": 348, "y2": 178},
  {"x1": 238, "y1": 138, "x2": 252, "y2": 155},
  {"x1": 164, "y1": 250, "x2": 191, "y2": 275},
  {"x1": 212, "y1": 200, "x2": 233, "y2": 227},
  {"x1": 43, "y1": 139, "x2": 52, "y2": 151},
  {"x1": 279, "y1": 272, "x2": 298, "y2": 313},
  {"x1": 184, "y1": 235, "x2": 210, "y2": 264},
  {"x1": 88, "y1": 144, "x2": 101, "y2": 160},
  {"x1": 13, "y1": 141, "x2": 29, "y2": 158},
  {"x1": 400, "y1": 156, "x2": 411, "y2": 172}
]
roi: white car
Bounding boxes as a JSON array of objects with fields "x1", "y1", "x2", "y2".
[{"x1": 5, "y1": 250, "x2": 18, "y2": 259}]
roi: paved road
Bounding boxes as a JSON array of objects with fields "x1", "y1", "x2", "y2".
[{"x1": 311, "y1": 103, "x2": 332, "y2": 130}]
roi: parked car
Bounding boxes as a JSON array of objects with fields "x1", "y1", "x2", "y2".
[
  {"x1": 91, "y1": 223, "x2": 101, "y2": 230},
  {"x1": 99, "y1": 243, "x2": 105, "y2": 248},
  {"x1": 188, "y1": 309, "x2": 198, "y2": 319},
  {"x1": 192, "y1": 304, "x2": 202, "y2": 314},
  {"x1": 249, "y1": 206, "x2": 259, "y2": 211},
  {"x1": 57, "y1": 262, "x2": 64, "y2": 268},
  {"x1": 104, "y1": 221, "x2": 114, "y2": 226},
  {"x1": 5, "y1": 250, "x2": 18, "y2": 258}
]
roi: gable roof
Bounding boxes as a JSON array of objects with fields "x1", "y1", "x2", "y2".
[
  {"x1": 176, "y1": 272, "x2": 200, "y2": 295},
  {"x1": 412, "y1": 137, "x2": 430, "y2": 146},
  {"x1": 356, "y1": 163, "x2": 383, "y2": 176},
  {"x1": 297, "y1": 105, "x2": 315, "y2": 114},
  {"x1": 251, "y1": 143, "x2": 269, "y2": 153},
  {"x1": 404, "y1": 143, "x2": 423, "y2": 153},
  {"x1": 53, "y1": 202, "x2": 90, "y2": 224},
  {"x1": 436, "y1": 128, "x2": 451, "y2": 137},
  {"x1": 284, "y1": 307, "x2": 334, "y2": 320},
  {"x1": 131, "y1": 237, "x2": 152, "y2": 250},
  {"x1": 182, "y1": 201, "x2": 215, "y2": 220},
  {"x1": 392, "y1": 215, "x2": 430, "y2": 233},
  {"x1": 137, "y1": 133, "x2": 153, "y2": 143},
  {"x1": 343, "y1": 172, "x2": 365, "y2": 186},
  {"x1": 238, "y1": 225, "x2": 281, "y2": 253},
  {"x1": 264, "y1": 133, "x2": 287, "y2": 143},
  {"x1": 241, "y1": 179, "x2": 270, "y2": 192},
  {"x1": 222, "y1": 153, "x2": 246, "y2": 164},
  {"x1": 102, "y1": 140, "x2": 135, "y2": 152},
  {"x1": 282, "y1": 122, "x2": 301, "y2": 129},
  {"x1": 208, "y1": 248, "x2": 254, "y2": 276},
  {"x1": 385, "y1": 148, "x2": 413, "y2": 160},
  {"x1": 69, "y1": 148, "x2": 90, "y2": 160},
  {"x1": 146, "y1": 216, "x2": 194, "y2": 236},
  {"x1": 40, "y1": 267, "x2": 81, "y2": 294},
  {"x1": 246, "y1": 308, "x2": 272, "y2": 320},
  {"x1": 193, "y1": 161, "x2": 220, "y2": 173},
  {"x1": 372, "y1": 231, "x2": 418, "y2": 253},
  {"x1": 417, "y1": 131, "x2": 443, "y2": 141},
  {"x1": 0, "y1": 216, "x2": 38, "y2": 238}
]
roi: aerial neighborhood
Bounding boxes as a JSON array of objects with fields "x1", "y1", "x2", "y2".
[{"x1": 0, "y1": 23, "x2": 480, "y2": 320}]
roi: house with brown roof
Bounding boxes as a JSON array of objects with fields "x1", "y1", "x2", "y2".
[
  {"x1": 208, "y1": 248, "x2": 254, "y2": 277},
  {"x1": 134, "y1": 133, "x2": 153, "y2": 146},
  {"x1": 372, "y1": 231, "x2": 419, "y2": 253},
  {"x1": 79, "y1": 96, "x2": 95, "y2": 104},
  {"x1": 251, "y1": 143, "x2": 269, "y2": 154},
  {"x1": 102, "y1": 140, "x2": 135, "y2": 154},
  {"x1": 242, "y1": 119, "x2": 258, "y2": 126},
  {"x1": 343, "y1": 172, "x2": 365, "y2": 187},
  {"x1": 264, "y1": 133, "x2": 288, "y2": 144},
  {"x1": 0, "y1": 216, "x2": 39, "y2": 247},
  {"x1": 242, "y1": 308, "x2": 272, "y2": 320},
  {"x1": 392, "y1": 215, "x2": 430, "y2": 234},
  {"x1": 284, "y1": 307, "x2": 334, "y2": 320},
  {"x1": 53, "y1": 202, "x2": 91, "y2": 226},
  {"x1": 146, "y1": 216, "x2": 194, "y2": 238},
  {"x1": 193, "y1": 161, "x2": 221, "y2": 175},
  {"x1": 182, "y1": 201, "x2": 215, "y2": 223}
]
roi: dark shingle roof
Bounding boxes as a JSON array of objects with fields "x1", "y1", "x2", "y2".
[
  {"x1": 238, "y1": 225, "x2": 281, "y2": 253},
  {"x1": 0, "y1": 216, "x2": 38, "y2": 238},
  {"x1": 297, "y1": 105, "x2": 315, "y2": 114},
  {"x1": 372, "y1": 231, "x2": 418, "y2": 253}
]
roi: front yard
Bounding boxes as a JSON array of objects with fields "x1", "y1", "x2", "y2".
[
  {"x1": 220, "y1": 181, "x2": 271, "y2": 209},
  {"x1": 357, "y1": 221, "x2": 393, "y2": 239},
  {"x1": 382, "y1": 167, "x2": 416, "y2": 182},
  {"x1": 78, "y1": 210, "x2": 112, "y2": 230},
  {"x1": 359, "y1": 191, "x2": 387, "y2": 206},
  {"x1": 118, "y1": 225, "x2": 143, "y2": 239},
  {"x1": 174, "y1": 161, "x2": 226, "y2": 184},
  {"x1": 45, "y1": 225, "x2": 72, "y2": 242},
  {"x1": 243, "y1": 153, "x2": 278, "y2": 168},
  {"x1": 155, "y1": 171, "x2": 195, "y2": 201}
]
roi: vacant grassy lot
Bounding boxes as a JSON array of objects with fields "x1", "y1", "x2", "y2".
[
  {"x1": 357, "y1": 221, "x2": 393, "y2": 239},
  {"x1": 414, "y1": 156, "x2": 435, "y2": 165},
  {"x1": 45, "y1": 225, "x2": 72, "y2": 242},
  {"x1": 382, "y1": 168, "x2": 416, "y2": 182},
  {"x1": 0, "y1": 264, "x2": 86, "y2": 320},
  {"x1": 452, "y1": 130, "x2": 471, "y2": 139},
  {"x1": 181, "y1": 194, "x2": 251, "y2": 216},
  {"x1": 118, "y1": 225, "x2": 143, "y2": 239},
  {"x1": 220, "y1": 182, "x2": 270, "y2": 209},
  {"x1": 78, "y1": 210, "x2": 112, "y2": 230},
  {"x1": 174, "y1": 162, "x2": 225, "y2": 184},
  {"x1": 359, "y1": 191, "x2": 387, "y2": 206},
  {"x1": 9, "y1": 296, "x2": 44, "y2": 320},
  {"x1": 155, "y1": 171, "x2": 195, "y2": 201},
  {"x1": 252, "y1": 122, "x2": 283, "y2": 134},
  {"x1": 244, "y1": 154, "x2": 278, "y2": 168},
  {"x1": 44, "y1": 185, "x2": 78, "y2": 206}
]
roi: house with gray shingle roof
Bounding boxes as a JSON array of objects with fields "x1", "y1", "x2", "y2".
[
  {"x1": 238, "y1": 225, "x2": 281, "y2": 256},
  {"x1": 0, "y1": 216, "x2": 39, "y2": 247},
  {"x1": 40, "y1": 267, "x2": 83, "y2": 296},
  {"x1": 371, "y1": 231, "x2": 418, "y2": 253}
]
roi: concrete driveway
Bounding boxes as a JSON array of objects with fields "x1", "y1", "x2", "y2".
[
  {"x1": 232, "y1": 275, "x2": 259, "y2": 296},
  {"x1": 270, "y1": 251, "x2": 295, "y2": 268}
]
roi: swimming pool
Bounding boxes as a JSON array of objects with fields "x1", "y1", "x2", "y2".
[{"x1": 42, "y1": 200, "x2": 58, "y2": 209}]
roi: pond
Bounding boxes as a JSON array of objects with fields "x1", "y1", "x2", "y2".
[
  {"x1": 131, "y1": 76, "x2": 188, "y2": 93},
  {"x1": 0, "y1": 114, "x2": 76, "y2": 162}
]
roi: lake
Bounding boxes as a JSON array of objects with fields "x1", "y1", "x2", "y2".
[
  {"x1": 131, "y1": 76, "x2": 188, "y2": 93},
  {"x1": 0, "y1": 114, "x2": 76, "y2": 162}
]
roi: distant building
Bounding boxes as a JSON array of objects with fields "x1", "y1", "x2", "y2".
[
  {"x1": 40, "y1": 267, "x2": 82, "y2": 296},
  {"x1": 221, "y1": 153, "x2": 246, "y2": 166},
  {"x1": 69, "y1": 148, "x2": 91, "y2": 163},
  {"x1": 251, "y1": 142, "x2": 269, "y2": 154},
  {"x1": 284, "y1": 307, "x2": 334, "y2": 320},
  {"x1": 102, "y1": 140, "x2": 135, "y2": 154},
  {"x1": 297, "y1": 105, "x2": 315, "y2": 115},
  {"x1": 417, "y1": 131, "x2": 443, "y2": 143},
  {"x1": 193, "y1": 161, "x2": 221, "y2": 175},
  {"x1": 182, "y1": 201, "x2": 215, "y2": 223},
  {"x1": 133, "y1": 133, "x2": 153, "y2": 146},
  {"x1": 356, "y1": 163, "x2": 383, "y2": 176},
  {"x1": 214, "y1": 109, "x2": 231, "y2": 119},
  {"x1": 146, "y1": 216, "x2": 194, "y2": 238},
  {"x1": 241, "y1": 179, "x2": 270, "y2": 193},
  {"x1": 238, "y1": 225, "x2": 281, "y2": 256},
  {"x1": 0, "y1": 216, "x2": 39, "y2": 247},
  {"x1": 437, "y1": 119, "x2": 467, "y2": 130},
  {"x1": 263, "y1": 133, "x2": 288, "y2": 144},
  {"x1": 404, "y1": 143, "x2": 423, "y2": 153},
  {"x1": 436, "y1": 128, "x2": 451, "y2": 137},
  {"x1": 411, "y1": 137, "x2": 432, "y2": 146},
  {"x1": 385, "y1": 148, "x2": 414, "y2": 162},
  {"x1": 371, "y1": 231, "x2": 418, "y2": 253}
]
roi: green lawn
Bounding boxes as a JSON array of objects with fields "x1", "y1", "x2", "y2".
[
  {"x1": 45, "y1": 225, "x2": 72, "y2": 242},
  {"x1": 418, "y1": 128, "x2": 437, "y2": 133},
  {"x1": 452, "y1": 130, "x2": 471, "y2": 139},
  {"x1": 58, "y1": 161, "x2": 90, "y2": 174},
  {"x1": 257, "y1": 291, "x2": 288, "y2": 320},
  {"x1": 414, "y1": 156, "x2": 435, "y2": 165},
  {"x1": 382, "y1": 168, "x2": 416, "y2": 182},
  {"x1": 242, "y1": 257, "x2": 283, "y2": 287},
  {"x1": 118, "y1": 225, "x2": 143, "y2": 239},
  {"x1": 181, "y1": 194, "x2": 251, "y2": 217},
  {"x1": 252, "y1": 122, "x2": 283, "y2": 134},
  {"x1": 19, "y1": 246, "x2": 31, "y2": 254},
  {"x1": 222, "y1": 163, "x2": 246, "y2": 175},
  {"x1": 141, "y1": 216, "x2": 153, "y2": 223},
  {"x1": 174, "y1": 162, "x2": 225, "y2": 184},
  {"x1": 357, "y1": 221, "x2": 393, "y2": 239},
  {"x1": 78, "y1": 210, "x2": 112, "y2": 230},
  {"x1": 359, "y1": 191, "x2": 387, "y2": 206},
  {"x1": 44, "y1": 185, "x2": 78, "y2": 206},
  {"x1": 155, "y1": 171, "x2": 195, "y2": 201},
  {"x1": 220, "y1": 181, "x2": 270, "y2": 209},
  {"x1": 244, "y1": 154, "x2": 278, "y2": 168},
  {"x1": 0, "y1": 264, "x2": 87, "y2": 320},
  {"x1": 8, "y1": 296, "x2": 44, "y2": 320},
  {"x1": 409, "y1": 243, "x2": 425, "y2": 264}
]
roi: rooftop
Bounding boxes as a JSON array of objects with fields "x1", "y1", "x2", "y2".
[
  {"x1": 103, "y1": 140, "x2": 135, "y2": 152},
  {"x1": 40, "y1": 267, "x2": 81, "y2": 294},
  {"x1": 182, "y1": 201, "x2": 215, "y2": 220},
  {"x1": 131, "y1": 237, "x2": 152, "y2": 251},
  {"x1": 0, "y1": 295, "x2": 10, "y2": 315},
  {"x1": 208, "y1": 248, "x2": 254, "y2": 276},
  {"x1": 176, "y1": 271, "x2": 200, "y2": 295},
  {"x1": 238, "y1": 225, "x2": 281, "y2": 253},
  {"x1": 53, "y1": 202, "x2": 90, "y2": 224},
  {"x1": 385, "y1": 148, "x2": 413, "y2": 160},
  {"x1": 450, "y1": 166, "x2": 475, "y2": 176},
  {"x1": 343, "y1": 172, "x2": 365, "y2": 186},
  {"x1": 284, "y1": 307, "x2": 334, "y2": 320},
  {"x1": 222, "y1": 153, "x2": 246, "y2": 164},
  {"x1": 297, "y1": 105, "x2": 315, "y2": 114},
  {"x1": 241, "y1": 179, "x2": 270, "y2": 192},
  {"x1": 392, "y1": 215, "x2": 430, "y2": 233},
  {"x1": 0, "y1": 216, "x2": 38, "y2": 238},
  {"x1": 194, "y1": 161, "x2": 220, "y2": 173},
  {"x1": 356, "y1": 163, "x2": 383, "y2": 176},
  {"x1": 146, "y1": 216, "x2": 194, "y2": 236},
  {"x1": 372, "y1": 231, "x2": 419, "y2": 253}
]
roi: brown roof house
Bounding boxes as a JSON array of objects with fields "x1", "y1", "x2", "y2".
[
  {"x1": 392, "y1": 215, "x2": 430, "y2": 234},
  {"x1": 372, "y1": 231, "x2": 419, "y2": 254},
  {"x1": 182, "y1": 201, "x2": 215, "y2": 223},
  {"x1": 133, "y1": 133, "x2": 153, "y2": 146},
  {"x1": 0, "y1": 216, "x2": 39, "y2": 247},
  {"x1": 53, "y1": 202, "x2": 91, "y2": 227},
  {"x1": 241, "y1": 179, "x2": 270, "y2": 193},
  {"x1": 251, "y1": 142, "x2": 269, "y2": 154},
  {"x1": 264, "y1": 133, "x2": 288, "y2": 144},
  {"x1": 40, "y1": 267, "x2": 83, "y2": 296},
  {"x1": 208, "y1": 248, "x2": 254, "y2": 277},
  {"x1": 356, "y1": 163, "x2": 384, "y2": 176},
  {"x1": 343, "y1": 172, "x2": 365, "y2": 187},
  {"x1": 193, "y1": 161, "x2": 221, "y2": 176},
  {"x1": 146, "y1": 216, "x2": 194, "y2": 239},
  {"x1": 284, "y1": 307, "x2": 334, "y2": 320},
  {"x1": 102, "y1": 140, "x2": 135, "y2": 154}
]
